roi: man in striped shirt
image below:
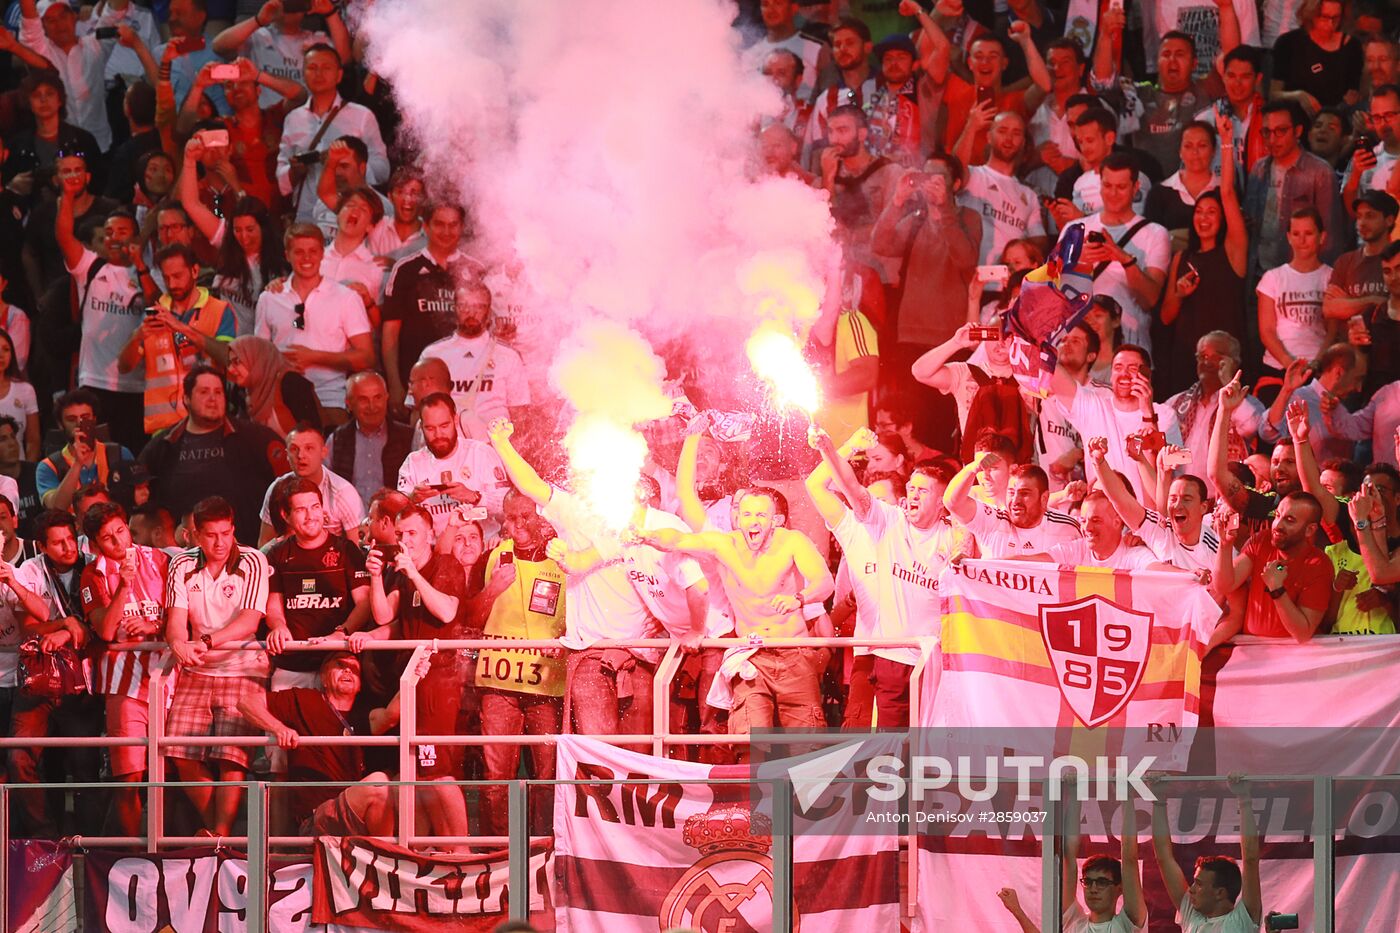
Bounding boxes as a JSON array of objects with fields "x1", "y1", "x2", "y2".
[
  {"x1": 164, "y1": 496, "x2": 271, "y2": 837},
  {"x1": 79, "y1": 501, "x2": 169, "y2": 836}
]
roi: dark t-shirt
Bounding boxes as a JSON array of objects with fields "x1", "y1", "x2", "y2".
[
  {"x1": 1273, "y1": 30, "x2": 1364, "y2": 108},
  {"x1": 382, "y1": 253, "x2": 461, "y2": 376},
  {"x1": 395, "y1": 552, "x2": 468, "y2": 672},
  {"x1": 265, "y1": 534, "x2": 368, "y2": 671},
  {"x1": 266, "y1": 687, "x2": 366, "y2": 815},
  {"x1": 161, "y1": 429, "x2": 238, "y2": 524}
]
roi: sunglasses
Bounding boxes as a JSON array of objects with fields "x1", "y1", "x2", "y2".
[{"x1": 293, "y1": 302, "x2": 306, "y2": 330}]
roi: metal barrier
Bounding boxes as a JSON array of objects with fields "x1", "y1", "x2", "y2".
[{"x1": 0, "y1": 637, "x2": 1370, "y2": 931}]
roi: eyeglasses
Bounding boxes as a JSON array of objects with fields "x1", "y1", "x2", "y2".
[
  {"x1": 293, "y1": 302, "x2": 306, "y2": 330},
  {"x1": 1260, "y1": 126, "x2": 1296, "y2": 138},
  {"x1": 1081, "y1": 877, "x2": 1116, "y2": 889}
]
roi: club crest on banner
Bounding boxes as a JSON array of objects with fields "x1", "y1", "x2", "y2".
[
  {"x1": 1039, "y1": 594, "x2": 1152, "y2": 727},
  {"x1": 658, "y1": 798, "x2": 799, "y2": 932}
]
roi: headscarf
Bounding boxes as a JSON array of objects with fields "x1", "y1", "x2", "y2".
[{"x1": 230, "y1": 335, "x2": 292, "y2": 430}]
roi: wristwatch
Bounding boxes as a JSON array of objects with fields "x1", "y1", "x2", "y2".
[
  {"x1": 1267, "y1": 585, "x2": 1286, "y2": 600},
  {"x1": 1356, "y1": 518, "x2": 1372, "y2": 531}
]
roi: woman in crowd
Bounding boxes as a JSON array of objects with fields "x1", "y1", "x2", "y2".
[
  {"x1": 225, "y1": 335, "x2": 321, "y2": 435},
  {"x1": 1159, "y1": 117, "x2": 1249, "y2": 395},
  {"x1": 0, "y1": 329, "x2": 40, "y2": 460}
]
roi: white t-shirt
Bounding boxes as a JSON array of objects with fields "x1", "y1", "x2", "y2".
[
  {"x1": 1136, "y1": 509, "x2": 1220, "y2": 573},
  {"x1": 1071, "y1": 169, "x2": 1152, "y2": 218},
  {"x1": 239, "y1": 25, "x2": 330, "y2": 107},
  {"x1": 1178, "y1": 892, "x2": 1257, "y2": 932},
  {"x1": 69, "y1": 250, "x2": 144, "y2": 393},
  {"x1": 1255, "y1": 262, "x2": 1332, "y2": 370},
  {"x1": 368, "y1": 218, "x2": 425, "y2": 263},
  {"x1": 1151, "y1": 1, "x2": 1260, "y2": 80},
  {"x1": 1070, "y1": 215, "x2": 1170, "y2": 350},
  {"x1": 417, "y1": 333, "x2": 531, "y2": 429},
  {"x1": 1048, "y1": 537, "x2": 1160, "y2": 570},
  {"x1": 858, "y1": 500, "x2": 963, "y2": 666},
  {"x1": 595, "y1": 508, "x2": 707, "y2": 637},
  {"x1": 959, "y1": 164, "x2": 1048, "y2": 265},
  {"x1": 0, "y1": 563, "x2": 21, "y2": 685},
  {"x1": 1038, "y1": 398, "x2": 1083, "y2": 492},
  {"x1": 0, "y1": 381, "x2": 38, "y2": 429},
  {"x1": 165, "y1": 546, "x2": 271, "y2": 678},
  {"x1": 540, "y1": 487, "x2": 656, "y2": 648},
  {"x1": 746, "y1": 31, "x2": 824, "y2": 101},
  {"x1": 0, "y1": 304, "x2": 32, "y2": 373},
  {"x1": 961, "y1": 503, "x2": 1083, "y2": 558},
  {"x1": 831, "y1": 510, "x2": 881, "y2": 656},
  {"x1": 395, "y1": 437, "x2": 510, "y2": 539},
  {"x1": 1064, "y1": 382, "x2": 1183, "y2": 485},
  {"x1": 259, "y1": 468, "x2": 365, "y2": 535},
  {"x1": 1063, "y1": 903, "x2": 1146, "y2": 933},
  {"x1": 253, "y1": 278, "x2": 371, "y2": 409},
  {"x1": 1356, "y1": 141, "x2": 1399, "y2": 194}
]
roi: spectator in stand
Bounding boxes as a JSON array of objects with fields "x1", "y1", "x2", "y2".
[
  {"x1": 163, "y1": 0, "x2": 222, "y2": 114},
  {"x1": 802, "y1": 16, "x2": 875, "y2": 159},
  {"x1": 0, "y1": 419, "x2": 41, "y2": 540},
  {"x1": 382, "y1": 203, "x2": 481, "y2": 411},
  {"x1": 488, "y1": 419, "x2": 662, "y2": 742},
  {"x1": 130, "y1": 503, "x2": 179, "y2": 554},
  {"x1": 369, "y1": 167, "x2": 427, "y2": 262},
  {"x1": 327, "y1": 372, "x2": 413, "y2": 508},
  {"x1": 912, "y1": 322, "x2": 1035, "y2": 464},
  {"x1": 812, "y1": 426, "x2": 960, "y2": 727},
  {"x1": 1364, "y1": 35, "x2": 1400, "y2": 96},
  {"x1": 417, "y1": 279, "x2": 531, "y2": 440},
  {"x1": 164, "y1": 495, "x2": 270, "y2": 836},
  {"x1": 872, "y1": 153, "x2": 980, "y2": 434},
  {"x1": 1260, "y1": 345, "x2": 1361, "y2": 461},
  {"x1": 1323, "y1": 191, "x2": 1396, "y2": 390},
  {"x1": 1051, "y1": 108, "x2": 1153, "y2": 220},
  {"x1": 258, "y1": 423, "x2": 364, "y2": 543},
  {"x1": 317, "y1": 184, "x2": 384, "y2": 325},
  {"x1": 863, "y1": 31, "x2": 934, "y2": 167},
  {"x1": 183, "y1": 182, "x2": 289, "y2": 335},
  {"x1": 263, "y1": 477, "x2": 369, "y2": 690},
  {"x1": 820, "y1": 105, "x2": 902, "y2": 281},
  {"x1": 1327, "y1": 465, "x2": 1399, "y2": 635},
  {"x1": 225, "y1": 334, "x2": 321, "y2": 435},
  {"x1": 312, "y1": 137, "x2": 389, "y2": 241},
  {"x1": 275, "y1": 44, "x2": 388, "y2": 223},
  {"x1": 1271, "y1": 0, "x2": 1363, "y2": 112},
  {"x1": 118, "y1": 244, "x2": 236, "y2": 436},
  {"x1": 1246, "y1": 102, "x2": 1347, "y2": 276},
  {"x1": 8, "y1": 509, "x2": 98, "y2": 836},
  {"x1": 25, "y1": 148, "x2": 119, "y2": 307},
  {"x1": 1052, "y1": 343, "x2": 1182, "y2": 485},
  {"x1": 396, "y1": 393, "x2": 508, "y2": 540},
  {"x1": 178, "y1": 56, "x2": 307, "y2": 212},
  {"x1": 476, "y1": 490, "x2": 566, "y2": 836},
  {"x1": 3, "y1": 72, "x2": 102, "y2": 209},
  {"x1": 1327, "y1": 367, "x2": 1400, "y2": 470},
  {"x1": 350, "y1": 504, "x2": 477, "y2": 832},
  {"x1": 946, "y1": 453, "x2": 1082, "y2": 556},
  {"x1": 811, "y1": 264, "x2": 880, "y2": 445},
  {"x1": 1144, "y1": 120, "x2": 1219, "y2": 245},
  {"x1": 1026, "y1": 37, "x2": 1093, "y2": 173},
  {"x1": 1210, "y1": 490, "x2": 1333, "y2": 646},
  {"x1": 872, "y1": 393, "x2": 941, "y2": 467},
  {"x1": 1255, "y1": 208, "x2": 1336, "y2": 393},
  {"x1": 1150, "y1": 776, "x2": 1262, "y2": 931},
  {"x1": 0, "y1": 272, "x2": 31, "y2": 379},
  {"x1": 1342, "y1": 85, "x2": 1400, "y2": 211},
  {"x1": 253, "y1": 224, "x2": 374, "y2": 423},
  {"x1": 1308, "y1": 108, "x2": 1352, "y2": 174},
  {"x1": 37, "y1": 390, "x2": 137, "y2": 512},
  {"x1": 1195, "y1": 46, "x2": 1267, "y2": 182},
  {"x1": 0, "y1": 329, "x2": 38, "y2": 461},
  {"x1": 745, "y1": 0, "x2": 828, "y2": 102},
  {"x1": 1165, "y1": 331, "x2": 1264, "y2": 495},
  {"x1": 1064, "y1": 153, "x2": 1169, "y2": 351},
  {"x1": 212, "y1": 0, "x2": 351, "y2": 109},
  {"x1": 139, "y1": 366, "x2": 285, "y2": 545},
  {"x1": 78, "y1": 501, "x2": 168, "y2": 834},
  {"x1": 958, "y1": 111, "x2": 1049, "y2": 265},
  {"x1": 103, "y1": 81, "x2": 160, "y2": 205},
  {"x1": 1159, "y1": 118, "x2": 1249, "y2": 395},
  {"x1": 237, "y1": 652, "x2": 412, "y2": 840},
  {"x1": 15, "y1": 0, "x2": 123, "y2": 153}
]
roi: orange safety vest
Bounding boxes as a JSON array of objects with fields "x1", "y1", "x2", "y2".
[{"x1": 143, "y1": 288, "x2": 230, "y2": 433}]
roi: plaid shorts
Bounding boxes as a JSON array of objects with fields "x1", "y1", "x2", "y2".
[{"x1": 165, "y1": 672, "x2": 265, "y2": 768}]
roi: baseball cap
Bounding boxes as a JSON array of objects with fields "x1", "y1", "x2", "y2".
[
  {"x1": 36, "y1": 0, "x2": 73, "y2": 16},
  {"x1": 874, "y1": 34, "x2": 917, "y2": 60},
  {"x1": 1353, "y1": 189, "x2": 1400, "y2": 218}
]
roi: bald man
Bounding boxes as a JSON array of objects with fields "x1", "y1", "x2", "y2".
[{"x1": 327, "y1": 371, "x2": 415, "y2": 505}]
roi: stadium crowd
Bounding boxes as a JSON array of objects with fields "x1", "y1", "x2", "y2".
[{"x1": 0, "y1": 1, "x2": 1396, "y2": 924}]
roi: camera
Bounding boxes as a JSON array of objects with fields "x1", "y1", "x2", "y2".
[
  {"x1": 1266, "y1": 912, "x2": 1299, "y2": 931},
  {"x1": 292, "y1": 151, "x2": 322, "y2": 167}
]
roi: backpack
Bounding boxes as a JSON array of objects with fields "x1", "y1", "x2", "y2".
[{"x1": 961, "y1": 365, "x2": 1034, "y2": 464}]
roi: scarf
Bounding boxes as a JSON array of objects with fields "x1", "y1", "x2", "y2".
[{"x1": 230, "y1": 335, "x2": 292, "y2": 430}]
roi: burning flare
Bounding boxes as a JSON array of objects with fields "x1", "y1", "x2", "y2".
[{"x1": 746, "y1": 323, "x2": 820, "y2": 416}]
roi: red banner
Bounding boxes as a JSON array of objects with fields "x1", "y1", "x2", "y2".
[{"x1": 311, "y1": 836, "x2": 551, "y2": 931}]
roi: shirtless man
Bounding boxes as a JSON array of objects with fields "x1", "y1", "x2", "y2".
[{"x1": 638, "y1": 487, "x2": 834, "y2": 735}]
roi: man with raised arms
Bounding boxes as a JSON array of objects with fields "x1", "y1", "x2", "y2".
[
  {"x1": 637, "y1": 483, "x2": 834, "y2": 736},
  {"x1": 809, "y1": 425, "x2": 963, "y2": 727},
  {"x1": 945, "y1": 451, "x2": 1082, "y2": 557}
]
